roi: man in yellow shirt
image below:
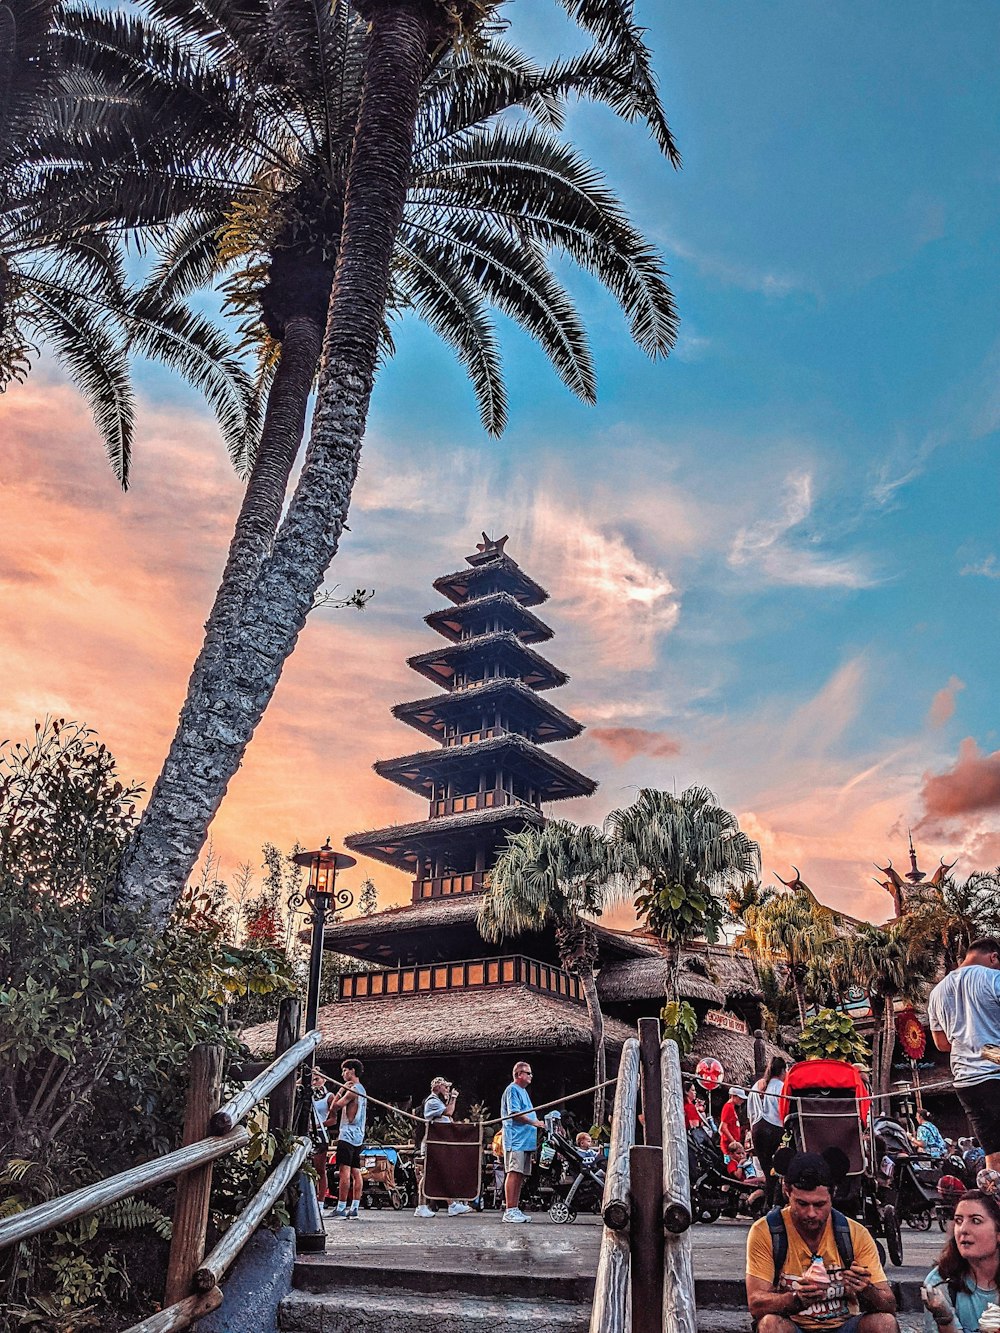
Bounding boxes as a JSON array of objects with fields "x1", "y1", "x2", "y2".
[{"x1": 746, "y1": 1153, "x2": 898, "y2": 1333}]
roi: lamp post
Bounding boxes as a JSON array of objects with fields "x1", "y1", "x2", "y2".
[
  {"x1": 290, "y1": 840, "x2": 357, "y2": 1033},
  {"x1": 287, "y1": 840, "x2": 356, "y2": 1252}
]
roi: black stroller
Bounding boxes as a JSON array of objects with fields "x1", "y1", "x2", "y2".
[
  {"x1": 542, "y1": 1135, "x2": 606, "y2": 1223},
  {"x1": 687, "y1": 1124, "x2": 767, "y2": 1223}
]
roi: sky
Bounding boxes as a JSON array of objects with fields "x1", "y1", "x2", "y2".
[{"x1": 1, "y1": 1, "x2": 998, "y2": 926}]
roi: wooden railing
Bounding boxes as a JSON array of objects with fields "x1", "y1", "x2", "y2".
[
  {"x1": 442, "y1": 725, "x2": 505, "y2": 748},
  {"x1": 429, "y1": 788, "x2": 539, "y2": 817},
  {"x1": 338, "y1": 952, "x2": 584, "y2": 1004},
  {"x1": 590, "y1": 1020, "x2": 696, "y2": 1333},
  {"x1": 0, "y1": 1003, "x2": 320, "y2": 1333},
  {"x1": 412, "y1": 869, "x2": 485, "y2": 899}
]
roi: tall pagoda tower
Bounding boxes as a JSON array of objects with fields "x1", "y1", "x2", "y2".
[{"x1": 344, "y1": 533, "x2": 597, "y2": 902}]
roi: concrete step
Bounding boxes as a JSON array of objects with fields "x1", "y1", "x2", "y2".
[
  {"x1": 293, "y1": 1251, "x2": 593, "y2": 1302},
  {"x1": 278, "y1": 1287, "x2": 590, "y2": 1332}
]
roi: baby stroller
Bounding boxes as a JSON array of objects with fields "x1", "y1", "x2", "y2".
[
  {"x1": 778, "y1": 1058, "x2": 903, "y2": 1266},
  {"x1": 542, "y1": 1134, "x2": 606, "y2": 1223},
  {"x1": 358, "y1": 1145, "x2": 410, "y2": 1209},
  {"x1": 687, "y1": 1124, "x2": 767, "y2": 1224},
  {"x1": 873, "y1": 1114, "x2": 944, "y2": 1232}
]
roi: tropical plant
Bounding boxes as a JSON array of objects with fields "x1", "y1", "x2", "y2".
[
  {"x1": 660, "y1": 998, "x2": 698, "y2": 1055},
  {"x1": 835, "y1": 921, "x2": 936, "y2": 1096},
  {"x1": 1, "y1": 1, "x2": 259, "y2": 484},
  {"x1": 478, "y1": 820, "x2": 619, "y2": 1124},
  {"x1": 906, "y1": 869, "x2": 1000, "y2": 973},
  {"x1": 98, "y1": 0, "x2": 681, "y2": 929},
  {"x1": 797, "y1": 1007, "x2": 869, "y2": 1065},
  {"x1": 0, "y1": 721, "x2": 294, "y2": 1328},
  {"x1": 736, "y1": 885, "x2": 835, "y2": 1028}
]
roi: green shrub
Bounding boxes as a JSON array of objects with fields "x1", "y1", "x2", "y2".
[
  {"x1": 797, "y1": 1007, "x2": 869, "y2": 1064},
  {"x1": 0, "y1": 722, "x2": 296, "y2": 1331},
  {"x1": 660, "y1": 999, "x2": 699, "y2": 1054}
]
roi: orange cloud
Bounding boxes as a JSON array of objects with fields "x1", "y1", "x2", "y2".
[
  {"x1": 918, "y1": 738, "x2": 1000, "y2": 826},
  {"x1": 927, "y1": 676, "x2": 965, "y2": 728},
  {"x1": 590, "y1": 726, "x2": 681, "y2": 762}
]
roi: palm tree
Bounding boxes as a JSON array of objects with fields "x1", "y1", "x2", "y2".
[
  {"x1": 104, "y1": 0, "x2": 681, "y2": 925},
  {"x1": 608, "y1": 786, "x2": 760, "y2": 987},
  {"x1": 840, "y1": 922, "x2": 936, "y2": 1096},
  {"x1": 907, "y1": 868, "x2": 1000, "y2": 973},
  {"x1": 478, "y1": 821, "x2": 619, "y2": 1126},
  {"x1": 1, "y1": 1, "x2": 261, "y2": 484},
  {"x1": 737, "y1": 887, "x2": 833, "y2": 1028}
]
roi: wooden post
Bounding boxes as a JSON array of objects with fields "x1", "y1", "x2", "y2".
[
  {"x1": 630, "y1": 1144, "x2": 664, "y2": 1333},
  {"x1": 661, "y1": 1039, "x2": 696, "y2": 1333},
  {"x1": 268, "y1": 996, "x2": 301, "y2": 1133},
  {"x1": 123, "y1": 1287, "x2": 224, "y2": 1333},
  {"x1": 164, "y1": 1043, "x2": 223, "y2": 1306},
  {"x1": 639, "y1": 1017, "x2": 662, "y2": 1148},
  {"x1": 590, "y1": 1036, "x2": 640, "y2": 1333}
]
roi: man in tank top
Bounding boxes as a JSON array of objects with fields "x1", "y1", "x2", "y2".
[{"x1": 328, "y1": 1058, "x2": 367, "y2": 1219}]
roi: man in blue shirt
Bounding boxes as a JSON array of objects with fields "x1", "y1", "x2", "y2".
[{"x1": 500, "y1": 1060, "x2": 545, "y2": 1224}]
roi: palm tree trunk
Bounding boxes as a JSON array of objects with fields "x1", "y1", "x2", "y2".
[
  {"x1": 116, "y1": 1, "x2": 433, "y2": 925},
  {"x1": 578, "y1": 966, "x2": 606, "y2": 1129},
  {"x1": 791, "y1": 970, "x2": 808, "y2": 1028},
  {"x1": 878, "y1": 998, "x2": 896, "y2": 1097}
]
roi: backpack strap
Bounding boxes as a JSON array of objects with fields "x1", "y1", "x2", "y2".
[
  {"x1": 830, "y1": 1210, "x2": 854, "y2": 1269},
  {"x1": 765, "y1": 1207, "x2": 853, "y2": 1286},
  {"x1": 766, "y1": 1207, "x2": 788, "y2": 1286}
]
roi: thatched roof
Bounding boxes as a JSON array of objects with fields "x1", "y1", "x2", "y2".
[
  {"x1": 344, "y1": 803, "x2": 544, "y2": 869},
  {"x1": 392, "y1": 678, "x2": 582, "y2": 745},
  {"x1": 598, "y1": 957, "x2": 725, "y2": 1005},
  {"x1": 433, "y1": 558, "x2": 548, "y2": 609},
  {"x1": 243, "y1": 984, "x2": 635, "y2": 1061},
  {"x1": 374, "y1": 732, "x2": 596, "y2": 801},
  {"x1": 685, "y1": 1024, "x2": 791, "y2": 1087},
  {"x1": 425, "y1": 593, "x2": 553, "y2": 645},
  {"x1": 407, "y1": 631, "x2": 568, "y2": 692}
]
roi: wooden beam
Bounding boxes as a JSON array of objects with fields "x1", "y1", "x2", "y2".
[
  {"x1": 122, "y1": 1286, "x2": 223, "y2": 1333},
  {"x1": 590, "y1": 1036, "x2": 639, "y2": 1333},
  {"x1": 193, "y1": 1137, "x2": 311, "y2": 1292},
  {"x1": 638, "y1": 1017, "x2": 662, "y2": 1148},
  {"x1": 210, "y1": 1029, "x2": 320, "y2": 1133},
  {"x1": 0, "y1": 1129, "x2": 249, "y2": 1252},
  {"x1": 267, "y1": 997, "x2": 302, "y2": 1133},
  {"x1": 630, "y1": 1144, "x2": 664, "y2": 1333},
  {"x1": 661, "y1": 1039, "x2": 696, "y2": 1333},
  {"x1": 164, "y1": 1043, "x2": 223, "y2": 1305}
]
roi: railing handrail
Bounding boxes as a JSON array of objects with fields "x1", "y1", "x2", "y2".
[
  {"x1": 210, "y1": 1028, "x2": 321, "y2": 1133},
  {"x1": 590, "y1": 1036, "x2": 640, "y2": 1333},
  {"x1": 337, "y1": 953, "x2": 584, "y2": 1004},
  {"x1": 0, "y1": 1126, "x2": 250, "y2": 1253}
]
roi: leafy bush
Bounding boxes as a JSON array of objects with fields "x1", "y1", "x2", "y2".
[
  {"x1": 797, "y1": 1007, "x2": 869, "y2": 1064},
  {"x1": 660, "y1": 999, "x2": 699, "y2": 1054},
  {"x1": 0, "y1": 722, "x2": 296, "y2": 1331}
]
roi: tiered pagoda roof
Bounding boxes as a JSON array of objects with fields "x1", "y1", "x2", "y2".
[{"x1": 344, "y1": 533, "x2": 595, "y2": 903}]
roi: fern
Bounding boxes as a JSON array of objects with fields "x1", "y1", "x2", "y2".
[{"x1": 96, "y1": 1197, "x2": 172, "y2": 1240}]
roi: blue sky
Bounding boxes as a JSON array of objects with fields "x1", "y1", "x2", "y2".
[{"x1": 1, "y1": 1, "x2": 997, "y2": 918}]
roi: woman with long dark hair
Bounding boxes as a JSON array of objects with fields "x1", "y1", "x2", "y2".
[
  {"x1": 922, "y1": 1190, "x2": 1000, "y2": 1333},
  {"x1": 748, "y1": 1054, "x2": 788, "y2": 1207}
]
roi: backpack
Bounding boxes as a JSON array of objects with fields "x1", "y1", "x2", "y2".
[{"x1": 765, "y1": 1207, "x2": 854, "y2": 1286}]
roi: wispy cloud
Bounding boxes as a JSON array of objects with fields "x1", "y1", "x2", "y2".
[
  {"x1": 961, "y1": 554, "x2": 1000, "y2": 580},
  {"x1": 590, "y1": 727, "x2": 681, "y2": 763},
  {"x1": 728, "y1": 471, "x2": 875, "y2": 589},
  {"x1": 669, "y1": 236, "x2": 814, "y2": 300},
  {"x1": 927, "y1": 676, "x2": 965, "y2": 728}
]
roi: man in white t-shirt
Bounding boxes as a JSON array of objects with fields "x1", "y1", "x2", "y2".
[{"x1": 928, "y1": 936, "x2": 1000, "y2": 1188}]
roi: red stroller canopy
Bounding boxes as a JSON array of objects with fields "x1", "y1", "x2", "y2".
[{"x1": 778, "y1": 1058, "x2": 871, "y2": 1125}]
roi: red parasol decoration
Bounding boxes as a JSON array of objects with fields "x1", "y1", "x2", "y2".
[
  {"x1": 895, "y1": 1007, "x2": 927, "y2": 1060},
  {"x1": 695, "y1": 1057, "x2": 724, "y2": 1091}
]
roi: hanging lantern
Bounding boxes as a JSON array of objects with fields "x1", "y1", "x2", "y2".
[
  {"x1": 695, "y1": 1057, "x2": 724, "y2": 1091},
  {"x1": 895, "y1": 1007, "x2": 926, "y2": 1060}
]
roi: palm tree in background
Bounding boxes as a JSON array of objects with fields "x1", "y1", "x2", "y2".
[
  {"x1": 906, "y1": 868, "x2": 1000, "y2": 973},
  {"x1": 1, "y1": 1, "x2": 260, "y2": 482},
  {"x1": 479, "y1": 820, "x2": 619, "y2": 1127},
  {"x1": 99, "y1": 0, "x2": 682, "y2": 925},
  {"x1": 736, "y1": 885, "x2": 834, "y2": 1028}
]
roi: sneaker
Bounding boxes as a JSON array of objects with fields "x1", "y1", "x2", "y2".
[
  {"x1": 977, "y1": 1169, "x2": 1000, "y2": 1197},
  {"x1": 447, "y1": 1202, "x2": 473, "y2": 1216},
  {"x1": 331, "y1": 1205, "x2": 348, "y2": 1220},
  {"x1": 502, "y1": 1208, "x2": 531, "y2": 1224},
  {"x1": 346, "y1": 1207, "x2": 361, "y2": 1220},
  {"x1": 414, "y1": 1204, "x2": 437, "y2": 1218}
]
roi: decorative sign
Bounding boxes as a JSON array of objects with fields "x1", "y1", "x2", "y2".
[
  {"x1": 895, "y1": 1007, "x2": 927, "y2": 1060},
  {"x1": 704, "y1": 1008, "x2": 749, "y2": 1034},
  {"x1": 695, "y1": 1057, "x2": 724, "y2": 1091}
]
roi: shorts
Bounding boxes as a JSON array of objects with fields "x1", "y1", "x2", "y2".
[
  {"x1": 792, "y1": 1316, "x2": 862, "y2": 1333},
  {"x1": 504, "y1": 1149, "x2": 534, "y2": 1175},
  {"x1": 957, "y1": 1079, "x2": 1000, "y2": 1155},
  {"x1": 336, "y1": 1140, "x2": 363, "y2": 1169}
]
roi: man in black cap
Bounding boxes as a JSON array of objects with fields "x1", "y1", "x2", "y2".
[{"x1": 745, "y1": 1152, "x2": 898, "y2": 1333}]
